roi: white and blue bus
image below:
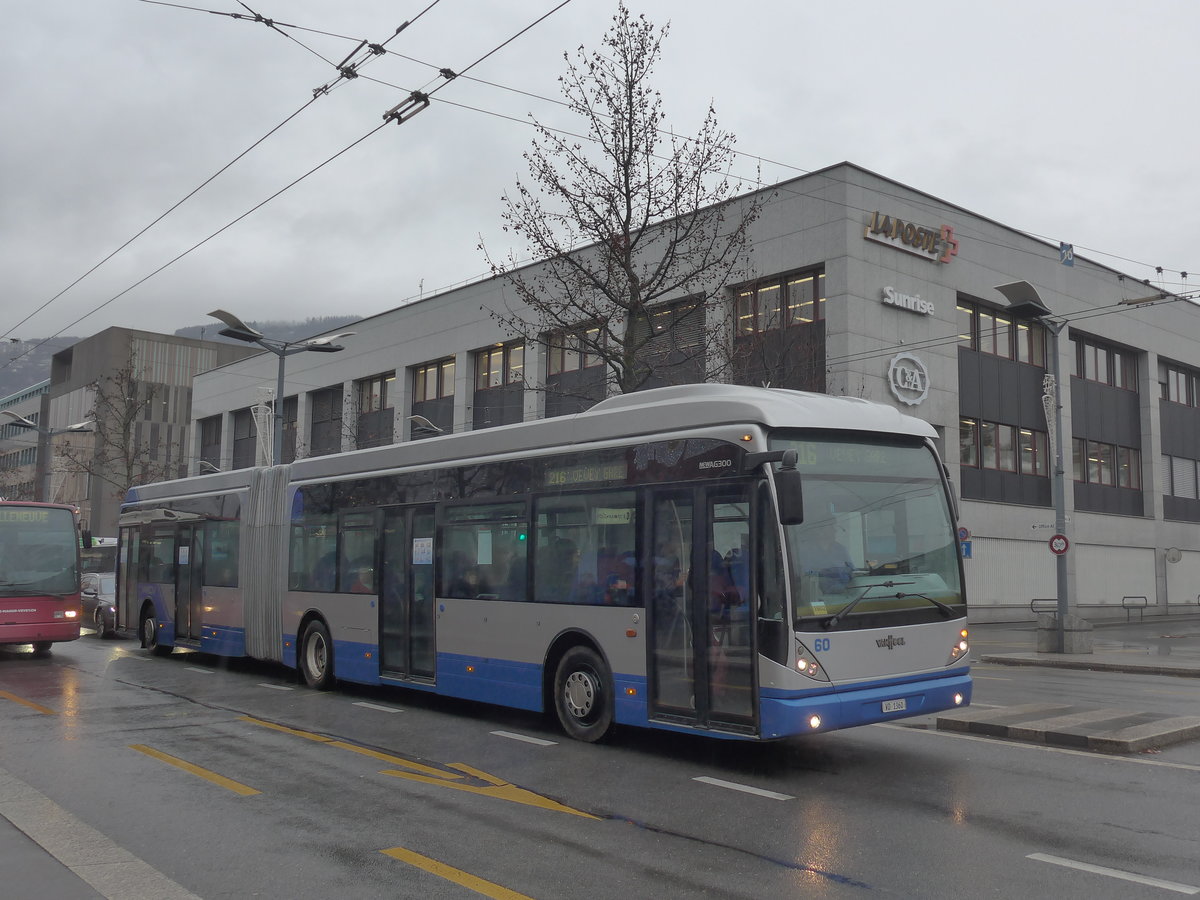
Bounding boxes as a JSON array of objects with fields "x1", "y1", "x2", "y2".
[{"x1": 117, "y1": 384, "x2": 970, "y2": 742}]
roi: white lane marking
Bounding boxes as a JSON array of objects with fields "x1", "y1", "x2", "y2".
[
  {"x1": 1028, "y1": 853, "x2": 1200, "y2": 894},
  {"x1": 353, "y1": 701, "x2": 402, "y2": 713},
  {"x1": 185, "y1": 667, "x2": 213, "y2": 674},
  {"x1": 491, "y1": 731, "x2": 557, "y2": 746},
  {"x1": 693, "y1": 776, "x2": 793, "y2": 801},
  {"x1": 873, "y1": 723, "x2": 1200, "y2": 773},
  {"x1": 258, "y1": 683, "x2": 294, "y2": 691}
]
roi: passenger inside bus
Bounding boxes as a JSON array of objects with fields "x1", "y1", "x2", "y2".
[{"x1": 803, "y1": 520, "x2": 853, "y2": 593}]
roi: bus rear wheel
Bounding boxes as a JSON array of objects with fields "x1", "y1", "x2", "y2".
[
  {"x1": 553, "y1": 646, "x2": 613, "y2": 742},
  {"x1": 300, "y1": 620, "x2": 335, "y2": 690},
  {"x1": 32, "y1": 641, "x2": 52, "y2": 656}
]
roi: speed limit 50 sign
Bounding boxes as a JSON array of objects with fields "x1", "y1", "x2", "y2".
[{"x1": 1048, "y1": 534, "x2": 1070, "y2": 555}]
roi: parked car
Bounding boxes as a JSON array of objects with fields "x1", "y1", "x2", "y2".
[{"x1": 81, "y1": 572, "x2": 117, "y2": 637}]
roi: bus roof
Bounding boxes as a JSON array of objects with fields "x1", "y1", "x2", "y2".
[{"x1": 125, "y1": 384, "x2": 934, "y2": 505}]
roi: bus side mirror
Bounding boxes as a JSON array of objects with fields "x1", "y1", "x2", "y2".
[
  {"x1": 774, "y1": 462, "x2": 804, "y2": 526},
  {"x1": 744, "y1": 449, "x2": 804, "y2": 525}
]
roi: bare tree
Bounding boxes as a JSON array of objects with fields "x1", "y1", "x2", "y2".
[
  {"x1": 481, "y1": 3, "x2": 765, "y2": 402},
  {"x1": 59, "y1": 349, "x2": 181, "y2": 507}
]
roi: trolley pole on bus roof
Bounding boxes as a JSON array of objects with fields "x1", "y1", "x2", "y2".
[
  {"x1": 995, "y1": 282, "x2": 1071, "y2": 653},
  {"x1": 208, "y1": 310, "x2": 353, "y2": 465}
]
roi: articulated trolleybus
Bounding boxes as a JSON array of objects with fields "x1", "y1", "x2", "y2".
[
  {"x1": 118, "y1": 385, "x2": 970, "y2": 742},
  {"x1": 0, "y1": 501, "x2": 82, "y2": 654}
]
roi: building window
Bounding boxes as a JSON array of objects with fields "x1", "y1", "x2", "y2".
[
  {"x1": 1074, "y1": 439, "x2": 1140, "y2": 488},
  {"x1": 411, "y1": 358, "x2": 455, "y2": 437},
  {"x1": 199, "y1": 415, "x2": 222, "y2": 469},
  {"x1": 475, "y1": 343, "x2": 524, "y2": 390},
  {"x1": 281, "y1": 396, "x2": 298, "y2": 464},
  {"x1": 959, "y1": 418, "x2": 979, "y2": 468},
  {"x1": 736, "y1": 270, "x2": 825, "y2": 334},
  {"x1": 733, "y1": 269, "x2": 826, "y2": 393},
  {"x1": 231, "y1": 408, "x2": 256, "y2": 469},
  {"x1": 545, "y1": 328, "x2": 603, "y2": 376},
  {"x1": 473, "y1": 342, "x2": 525, "y2": 430},
  {"x1": 355, "y1": 373, "x2": 395, "y2": 449},
  {"x1": 961, "y1": 418, "x2": 1049, "y2": 476},
  {"x1": 309, "y1": 387, "x2": 344, "y2": 457},
  {"x1": 957, "y1": 299, "x2": 1046, "y2": 366},
  {"x1": 1072, "y1": 335, "x2": 1137, "y2": 391},
  {"x1": 413, "y1": 359, "x2": 455, "y2": 402},
  {"x1": 1159, "y1": 361, "x2": 1198, "y2": 406},
  {"x1": 1018, "y1": 428, "x2": 1050, "y2": 477},
  {"x1": 544, "y1": 328, "x2": 607, "y2": 418}
]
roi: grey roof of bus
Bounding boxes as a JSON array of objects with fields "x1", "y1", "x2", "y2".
[{"x1": 123, "y1": 385, "x2": 933, "y2": 503}]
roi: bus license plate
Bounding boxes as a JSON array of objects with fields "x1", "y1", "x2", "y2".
[{"x1": 882, "y1": 698, "x2": 907, "y2": 713}]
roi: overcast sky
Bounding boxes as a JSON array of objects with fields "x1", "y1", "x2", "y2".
[{"x1": 3, "y1": 1, "x2": 1198, "y2": 344}]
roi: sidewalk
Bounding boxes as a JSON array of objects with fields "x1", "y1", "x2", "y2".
[
  {"x1": 972, "y1": 612, "x2": 1200, "y2": 677},
  {"x1": 942, "y1": 613, "x2": 1200, "y2": 752}
]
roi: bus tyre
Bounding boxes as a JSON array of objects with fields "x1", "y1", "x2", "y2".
[
  {"x1": 32, "y1": 641, "x2": 52, "y2": 656},
  {"x1": 553, "y1": 646, "x2": 613, "y2": 743},
  {"x1": 141, "y1": 607, "x2": 171, "y2": 657},
  {"x1": 300, "y1": 621, "x2": 335, "y2": 690}
]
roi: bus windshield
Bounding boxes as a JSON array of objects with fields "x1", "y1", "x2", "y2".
[
  {"x1": 770, "y1": 434, "x2": 963, "y2": 629},
  {"x1": 0, "y1": 506, "x2": 80, "y2": 596}
]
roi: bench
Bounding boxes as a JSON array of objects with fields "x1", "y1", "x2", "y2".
[{"x1": 1122, "y1": 595, "x2": 1148, "y2": 622}]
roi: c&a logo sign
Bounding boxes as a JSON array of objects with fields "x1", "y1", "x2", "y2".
[{"x1": 888, "y1": 352, "x2": 929, "y2": 406}]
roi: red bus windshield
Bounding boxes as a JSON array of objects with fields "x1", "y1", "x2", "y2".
[{"x1": 0, "y1": 503, "x2": 82, "y2": 648}]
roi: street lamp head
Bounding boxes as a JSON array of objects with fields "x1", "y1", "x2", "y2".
[
  {"x1": 1, "y1": 410, "x2": 38, "y2": 429},
  {"x1": 303, "y1": 332, "x2": 355, "y2": 353},
  {"x1": 994, "y1": 281, "x2": 1053, "y2": 320},
  {"x1": 208, "y1": 309, "x2": 264, "y2": 342}
]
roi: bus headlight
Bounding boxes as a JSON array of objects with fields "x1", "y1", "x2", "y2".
[
  {"x1": 795, "y1": 640, "x2": 830, "y2": 682},
  {"x1": 947, "y1": 628, "x2": 969, "y2": 664}
]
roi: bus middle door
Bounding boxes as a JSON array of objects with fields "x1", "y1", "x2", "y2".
[
  {"x1": 174, "y1": 524, "x2": 204, "y2": 643},
  {"x1": 379, "y1": 506, "x2": 436, "y2": 681}
]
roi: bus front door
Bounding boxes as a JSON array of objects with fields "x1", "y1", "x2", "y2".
[
  {"x1": 648, "y1": 487, "x2": 755, "y2": 733},
  {"x1": 379, "y1": 506, "x2": 436, "y2": 681},
  {"x1": 174, "y1": 525, "x2": 204, "y2": 643}
]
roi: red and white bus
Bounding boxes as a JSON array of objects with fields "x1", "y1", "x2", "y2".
[{"x1": 0, "y1": 501, "x2": 83, "y2": 654}]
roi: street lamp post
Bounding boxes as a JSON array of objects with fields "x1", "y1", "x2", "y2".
[
  {"x1": 208, "y1": 310, "x2": 353, "y2": 465},
  {"x1": 1, "y1": 411, "x2": 93, "y2": 502},
  {"x1": 995, "y1": 281, "x2": 1071, "y2": 653}
]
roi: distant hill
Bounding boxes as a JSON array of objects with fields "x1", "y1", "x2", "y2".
[
  {"x1": 0, "y1": 316, "x2": 362, "y2": 401},
  {"x1": 0, "y1": 337, "x2": 79, "y2": 401},
  {"x1": 174, "y1": 315, "x2": 362, "y2": 345}
]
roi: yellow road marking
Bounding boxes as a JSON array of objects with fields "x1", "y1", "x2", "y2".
[
  {"x1": 0, "y1": 690, "x2": 56, "y2": 715},
  {"x1": 380, "y1": 768, "x2": 598, "y2": 819},
  {"x1": 130, "y1": 744, "x2": 261, "y2": 796},
  {"x1": 381, "y1": 846, "x2": 535, "y2": 899},
  {"x1": 239, "y1": 715, "x2": 594, "y2": 818},
  {"x1": 240, "y1": 716, "x2": 458, "y2": 779}
]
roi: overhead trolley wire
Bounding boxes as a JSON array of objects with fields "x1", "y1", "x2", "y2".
[
  {"x1": 0, "y1": 0, "x2": 575, "y2": 377},
  {"x1": 2, "y1": 0, "x2": 448, "y2": 346}
]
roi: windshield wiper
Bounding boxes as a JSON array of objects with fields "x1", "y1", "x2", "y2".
[{"x1": 816, "y1": 580, "x2": 945, "y2": 628}]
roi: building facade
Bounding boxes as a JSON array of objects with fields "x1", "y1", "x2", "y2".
[
  {"x1": 189, "y1": 163, "x2": 1200, "y2": 622},
  {"x1": 45, "y1": 328, "x2": 258, "y2": 537},
  {"x1": 0, "y1": 380, "x2": 50, "y2": 500}
]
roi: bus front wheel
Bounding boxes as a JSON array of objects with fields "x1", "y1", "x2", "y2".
[
  {"x1": 141, "y1": 607, "x2": 171, "y2": 657},
  {"x1": 32, "y1": 641, "x2": 52, "y2": 656},
  {"x1": 300, "y1": 621, "x2": 335, "y2": 690},
  {"x1": 553, "y1": 646, "x2": 613, "y2": 742}
]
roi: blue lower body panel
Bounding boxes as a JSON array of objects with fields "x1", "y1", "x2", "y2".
[{"x1": 759, "y1": 670, "x2": 972, "y2": 740}]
